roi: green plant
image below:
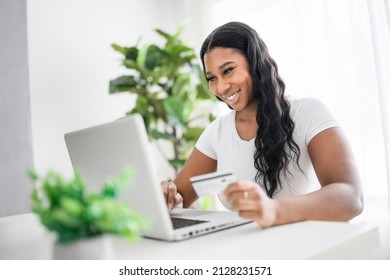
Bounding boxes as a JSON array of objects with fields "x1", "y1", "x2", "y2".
[
  {"x1": 28, "y1": 167, "x2": 148, "y2": 244},
  {"x1": 109, "y1": 23, "x2": 215, "y2": 174}
]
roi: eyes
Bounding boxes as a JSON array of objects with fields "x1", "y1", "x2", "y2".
[{"x1": 206, "y1": 67, "x2": 235, "y2": 83}]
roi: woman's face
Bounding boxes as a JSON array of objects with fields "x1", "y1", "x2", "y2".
[{"x1": 203, "y1": 47, "x2": 254, "y2": 112}]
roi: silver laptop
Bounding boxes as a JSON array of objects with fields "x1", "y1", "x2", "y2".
[{"x1": 64, "y1": 114, "x2": 251, "y2": 241}]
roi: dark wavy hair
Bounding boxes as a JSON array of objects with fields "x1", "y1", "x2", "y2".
[{"x1": 200, "y1": 22, "x2": 301, "y2": 198}]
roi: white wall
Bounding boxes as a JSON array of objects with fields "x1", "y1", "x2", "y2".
[
  {"x1": 0, "y1": 0, "x2": 33, "y2": 217},
  {"x1": 27, "y1": 0, "x2": 202, "y2": 180}
]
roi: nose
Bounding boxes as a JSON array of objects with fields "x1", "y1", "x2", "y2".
[{"x1": 217, "y1": 79, "x2": 231, "y2": 95}]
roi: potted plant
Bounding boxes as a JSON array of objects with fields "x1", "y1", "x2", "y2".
[
  {"x1": 109, "y1": 23, "x2": 215, "y2": 177},
  {"x1": 28, "y1": 167, "x2": 147, "y2": 259}
]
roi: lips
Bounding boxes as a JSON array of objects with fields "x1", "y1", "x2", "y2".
[{"x1": 223, "y1": 89, "x2": 240, "y2": 105}]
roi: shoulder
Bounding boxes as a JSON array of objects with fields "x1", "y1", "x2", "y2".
[
  {"x1": 289, "y1": 97, "x2": 336, "y2": 121},
  {"x1": 205, "y1": 110, "x2": 235, "y2": 133},
  {"x1": 196, "y1": 110, "x2": 235, "y2": 141},
  {"x1": 195, "y1": 111, "x2": 235, "y2": 159},
  {"x1": 288, "y1": 97, "x2": 339, "y2": 144},
  {"x1": 289, "y1": 97, "x2": 328, "y2": 115}
]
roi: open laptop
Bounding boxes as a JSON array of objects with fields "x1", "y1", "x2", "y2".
[{"x1": 64, "y1": 114, "x2": 251, "y2": 241}]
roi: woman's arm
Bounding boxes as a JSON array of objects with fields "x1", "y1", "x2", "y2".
[
  {"x1": 225, "y1": 127, "x2": 364, "y2": 227},
  {"x1": 274, "y1": 127, "x2": 363, "y2": 224},
  {"x1": 163, "y1": 147, "x2": 217, "y2": 209}
]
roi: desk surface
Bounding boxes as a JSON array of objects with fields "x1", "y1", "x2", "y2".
[{"x1": 0, "y1": 213, "x2": 379, "y2": 260}]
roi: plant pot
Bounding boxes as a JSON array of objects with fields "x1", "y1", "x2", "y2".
[{"x1": 52, "y1": 235, "x2": 114, "y2": 260}]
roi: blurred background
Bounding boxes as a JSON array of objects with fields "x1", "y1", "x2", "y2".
[{"x1": 1, "y1": 1, "x2": 389, "y2": 257}]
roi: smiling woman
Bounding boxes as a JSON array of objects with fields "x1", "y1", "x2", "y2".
[
  {"x1": 161, "y1": 21, "x2": 363, "y2": 228},
  {"x1": 209, "y1": 0, "x2": 390, "y2": 202}
]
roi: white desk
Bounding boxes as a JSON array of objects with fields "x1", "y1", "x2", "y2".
[{"x1": 0, "y1": 213, "x2": 379, "y2": 260}]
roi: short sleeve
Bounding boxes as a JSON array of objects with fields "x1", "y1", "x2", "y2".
[
  {"x1": 195, "y1": 118, "x2": 219, "y2": 160},
  {"x1": 292, "y1": 98, "x2": 339, "y2": 145}
]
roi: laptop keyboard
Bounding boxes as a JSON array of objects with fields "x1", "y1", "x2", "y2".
[{"x1": 171, "y1": 217, "x2": 208, "y2": 229}]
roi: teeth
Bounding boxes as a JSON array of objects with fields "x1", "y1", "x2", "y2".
[{"x1": 226, "y1": 90, "x2": 240, "y2": 101}]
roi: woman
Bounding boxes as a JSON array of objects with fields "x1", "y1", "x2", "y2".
[{"x1": 161, "y1": 21, "x2": 363, "y2": 228}]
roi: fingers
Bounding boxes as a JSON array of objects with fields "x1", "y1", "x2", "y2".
[
  {"x1": 223, "y1": 181, "x2": 260, "y2": 205},
  {"x1": 160, "y1": 181, "x2": 169, "y2": 198},
  {"x1": 174, "y1": 192, "x2": 184, "y2": 205},
  {"x1": 222, "y1": 181, "x2": 275, "y2": 227},
  {"x1": 167, "y1": 182, "x2": 176, "y2": 210},
  {"x1": 222, "y1": 181, "x2": 260, "y2": 216},
  {"x1": 160, "y1": 181, "x2": 183, "y2": 210}
]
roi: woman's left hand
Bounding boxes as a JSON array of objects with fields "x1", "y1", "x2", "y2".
[{"x1": 223, "y1": 181, "x2": 278, "y2": 228}]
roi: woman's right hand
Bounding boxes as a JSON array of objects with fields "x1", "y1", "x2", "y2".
[{"x1": 160, "y1": 181, "x2": 184, "y2": 210}]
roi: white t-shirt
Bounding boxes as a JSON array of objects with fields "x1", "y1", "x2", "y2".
[{"x1": 195, "y1": 97, "x2": 339, "y2": 200}]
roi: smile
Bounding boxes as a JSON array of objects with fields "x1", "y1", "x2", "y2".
[{"x1": 223, "y1": 89, "x2": 241, "y2": 104}]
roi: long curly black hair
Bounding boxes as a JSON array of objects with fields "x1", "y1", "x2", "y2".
[{"x1": 200, "y1": 22, "x2": 301, "y2": 198}]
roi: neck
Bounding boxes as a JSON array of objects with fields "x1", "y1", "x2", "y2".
[{"x1": 236, "y1": 100, "x2": 258, "y2": 122}]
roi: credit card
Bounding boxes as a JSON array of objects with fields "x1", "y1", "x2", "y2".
[{"x1": 190, "y1": 171, "x2": 237, "y2": 197}]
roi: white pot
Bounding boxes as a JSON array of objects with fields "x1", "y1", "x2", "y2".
[{"x1": 53, "y1": 235, "x2": 114, "y2": 260}]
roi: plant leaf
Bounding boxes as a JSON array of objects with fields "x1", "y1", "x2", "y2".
[
  {"x1": 163, "y1": 97, "x2": 185, "y2": 127},
  {"x1": 111, "y1": 43, "x2": 127, "y2": 55},
  {"x1": 168, "y1": 159, "x2": 186, "y2": 168},
  {"x1": 148, "y1": 129, "x2": 176, "y2": 141},
  {"x1": 109, "y1": 75, "x2": 138, "y2": 94},
  {"x1": 183, "y1": 126, "x2": 205, "y2": 142},
  {"x1": 145, "y1": 45, "x2": 167, "y2": 70},
  {"x1": 155, "y1": 29, "x2": 173, "y2": 42},
  {"x1": 125, "y1": 46, "x2": 139, "y2": 61}
]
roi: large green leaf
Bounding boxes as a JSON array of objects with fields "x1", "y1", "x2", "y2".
[
  {"x1": 109, "y1": 75, "x2": 138, "y2": 93},
  {"x1": 145, "y1": 45, "x2": 167, "y2": 70},
  {"x1": 136, "y1": 45, "x2": 149, "y2": 75},
  {"x1": 168, "y1": 43, "x2": 194, "y2": 59},
  {"x1": 163, "y1": 97, "x2": 185, "y2": 127},
  {"x1": 125, "y1": 46, "x2": 139, "y2": 61}
]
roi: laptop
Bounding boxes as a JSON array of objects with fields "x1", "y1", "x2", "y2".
[{"x1": 64, "y1": 114, "x2": 251, "y2": 241}]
